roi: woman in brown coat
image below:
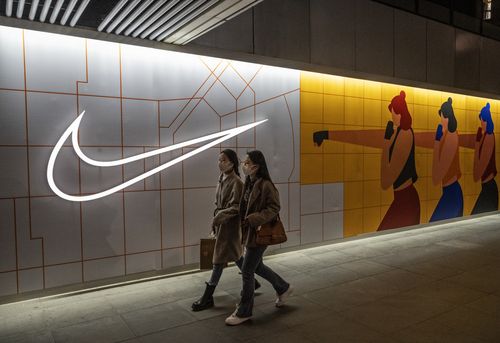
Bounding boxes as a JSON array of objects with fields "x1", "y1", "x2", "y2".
[
  {"x1": 225, "y1": 150, "x2": 293, "y2": 326},
  {"x1": 192, "y1": 149, "x2": 261, "y2": 311}
]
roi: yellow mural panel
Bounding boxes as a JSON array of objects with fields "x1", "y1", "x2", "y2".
[
  {"x1": 344, "y1": 181, "x2": 363, "y2": 210},
  {"x1": 427, "y1": 106, "x2": 440, "y2": 130},
  {"x1": 343, "y1": 154, "x2": 364, "y2": 181},
  {"x1": 301, "y1": 154, "x2": 323, "y2": 185},
  {"x1": 345, "y1": 78, "x2": 364, "y2": 98},
  {"x1": 414, "y1": 177, "x2": 428, "y2": 201},
  {"x1": 324, "y1": 74, "x2": 345, "y2": 95},
  {"x1": 380, "y1": 188, "x2": 394, "y2": 206},
  {"x1": 428, "y1": 178, "x2": 442, "y2": 201},
  {"x1": 300, "y1": 71, "x2": 498, "y2": 239},
  {"x1": 363, "y1": 180, "x2": 381, "y2": 207},
  {"x1": 363, "y1": 154, "x2": 381, "y2": 180},
  {"x1": 301, "y1": 92, "x2": 323, "y2": 123},
  {"x1": 413, "y1": 88, "x2": 428, "y2": 105},
  {"x1": 344, "y1": 142, "x2": 364, "y2": 154},
  {"x1": 323, "y1": 154, "x2": 344, "y2": 183},
  {"x1": 415, "y1": 153, "x2": 429, "y2": 178},
  {"x1": 344, "y1": 97, "x2": 364, "y2": 126},
  {"x1": 461, "y1": 151, "x2": 474, "y2": 175},
  {"x1": 426, "y1": 200, "x2": 438, "y2": 221},
  {"x1": 324, "y1": 94, "x2": 345, "y2": 124},
  {"x1": 363, "y1": 99, "x2": 382, "y2": 128},
  {"x1": 344, "y1": 209, "x2": 364, "y2": 237},
  {"x1": 363, "y1": 206, "x2": 381, "y2": 233},
  {"x1": 453, "y1": 94, "x2": 466, "y2": 110},
  {"x1": 427, "y1": 90, "x2": 444, "y2": 107},
  {"x1": 381, "y1": 83, "x2": 400, "y2": 101},
  {"x1": 413, "y1": 104, "x2": 428, "y2": 130},
  {"x1": 364, "y1": 80, "x2": 382, "y2": 100},
  {"x1": 454, "y1": 108, "x2": 466, "y2": 132},
  {"x1": 301, "y1": 71, "x2": 324, "y2": 93}
]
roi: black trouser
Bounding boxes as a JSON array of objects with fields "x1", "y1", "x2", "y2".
[{"x1": 471, "y1": 178, "x2": 498, "y2": 215}]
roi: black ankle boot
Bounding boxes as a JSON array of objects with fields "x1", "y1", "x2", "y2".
[{"x1": 192, "y1": 282, "x2": 216, "y2": 312}]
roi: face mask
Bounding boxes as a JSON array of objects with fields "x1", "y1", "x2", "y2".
[
  {"x1": 242, "y1": 164, "x2": 256, "y2": 176},
  {"x1": 218, "y1": 161, "x2": 233, "y2": 173}
]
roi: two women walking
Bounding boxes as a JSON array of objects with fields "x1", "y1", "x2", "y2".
[{"x1": 192, "y1": 149, "x2": 293, "y2": 326}]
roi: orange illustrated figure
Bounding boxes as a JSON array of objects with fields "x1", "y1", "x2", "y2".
[{"x1": 430, "y1": 97, "x2": 463, "y2": 221}]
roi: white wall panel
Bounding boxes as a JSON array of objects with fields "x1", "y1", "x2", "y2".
[
  {"x1": 0, "y1": 25, "x2": 301, "y2": 297},
  {"x1": 30, "y1": 197, "x2": 81, "y2": 265},
  {"x1": 0, "y1": 200, "x2": 16, "y2": 272},
  {"x1": 0, "y1": 26, "x2": 24, "y2": 89},
  {"x1": 0, "y1": 90, "x2": 26, "y2": 145},
  {"x1": 124, "y1": 191, "x2": 161, "y2": 254},
  {"x1": 0, "y1": 147, "x2": 29, "y2": 198},
  {"x1": 24, "y1": 30, "x2": 86, "y2": 93},
  {"x1": 78, "y1": 39, "x2": 120, "y2": 97},
  {"x1": 120, "y1": 45, "x2": 211, "y2": 99},
  {"x1": 82, "y1": 193, "x2": 124, "y2": 259}
]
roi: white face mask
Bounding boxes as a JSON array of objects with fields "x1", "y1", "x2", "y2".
[
  {"x1": 242, "y1": 164, "x2": 257, "y2": 176},
  {"x1": 218, "y1": 160, "x2": 233, "y2": 173}
]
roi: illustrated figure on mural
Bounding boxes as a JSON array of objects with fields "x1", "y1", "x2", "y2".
[
  {"x1": 430, "y1": 97, "x2": 464, "y2": 222},
  {"x1": 313, "y1": 90, "x2": 421, "y2": 231},
  {"x1": 192, "y1": 149, "x2": 261, "y2": 312},
  {"x1": 378, "y1": 91, "x2": 420, "y2": 230},
  {"x1": 472, "y1": 103, "x2": 498, "y2": 214}
]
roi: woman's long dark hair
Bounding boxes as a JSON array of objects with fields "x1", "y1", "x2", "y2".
[
  {"x1": 245, "y1": 150, "x2": 276, "y2": 189},
  {"x1": 439, "y1": 97, "x2": 458, "y2": 133},
  {"x1": 221, "y1": 149, "x2": 240, "y2": 177}
]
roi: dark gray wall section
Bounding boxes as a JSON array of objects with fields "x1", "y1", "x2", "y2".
[
  {"x1": 253, "y1": 0, "x2": 310, "y2": 62},
  {"x1": 191, "y1": 9, "x2": 254, "y2": 53},
  {"x1": 310, "y1": 0, "x2": 355, "y2": 70},
  {"x1": 395, "y1": 10, "x2": 427, "y2": 82},
  {"x1": 426, "y1": 20, "x2": 455, "y2": 87},
  {"x1": 355, "y1": 0, "x2": 394, "y2": 76},
  {"x1": 455, "y1": 30, "x2": 481, "y2": 90},
  {"x1": 191, "y1": 0, "x2": 500, "y2": 96},
  {"x1": 480, "y1": 38, "x2": 500, "y2": 94}
]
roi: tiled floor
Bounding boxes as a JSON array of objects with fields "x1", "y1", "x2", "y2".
[{"x1": 1, "y1": 214, "x2": 500, "y2": 342}]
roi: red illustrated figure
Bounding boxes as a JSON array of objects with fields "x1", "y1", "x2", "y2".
[{"x1": 378, "y1": 91, "x2": 420, "y2": 230}]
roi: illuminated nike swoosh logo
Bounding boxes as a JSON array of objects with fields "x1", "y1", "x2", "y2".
[{"x1": 47, "y1": 111, "x2": 267, "y2": 202}]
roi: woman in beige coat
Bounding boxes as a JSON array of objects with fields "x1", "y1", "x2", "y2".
[{"x1": 192, "y1": 149, "x2": 260, "y2": 311}]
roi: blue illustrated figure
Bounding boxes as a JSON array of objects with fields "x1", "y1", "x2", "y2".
[{"x1": 471, "y1": 103, "x2": 498, "y2": 214}]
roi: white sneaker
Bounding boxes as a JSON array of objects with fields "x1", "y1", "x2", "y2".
[
  {"x1": 225, "y1": 312, "x2": 251, "y2": 326},
  {"x1": 275, "y1": 285, "x2": 294, "y2": 307}
]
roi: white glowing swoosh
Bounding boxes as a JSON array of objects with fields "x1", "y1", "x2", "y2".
[{"x1": 47, "y1": 111, "x2": 267, "y2": 202}]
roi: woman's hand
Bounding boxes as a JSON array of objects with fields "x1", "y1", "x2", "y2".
[
  {"x1": 209, "y1": 228, "x2": 216, "y2": 239},
  {"x1": 384, "y1": 121, "x2": 394, "y2": 140},
  {"x1": 313, "y1": 131, "x2": 329, "y2": 147},
  {"x1": 435, "y1": 124, "x2": 443, "y2": 141}
]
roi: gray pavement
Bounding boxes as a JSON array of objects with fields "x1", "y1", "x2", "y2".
[{"x1": 1, "y1": 214, "x2": 500, "y2": 342}]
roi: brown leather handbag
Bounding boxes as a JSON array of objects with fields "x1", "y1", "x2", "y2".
[
  {"x1": 199, "y1": 238, "x2": 216, "y2": 270},
  {"x1": 256, "y1": 216, "x2": 287, "y2": 246}
]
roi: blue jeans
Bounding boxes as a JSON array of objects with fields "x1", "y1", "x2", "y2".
[
  {"x1": 208, "y1": 263, "x2": 226, "y2": 286},
  {"x1": 236, "y1": 246, "x2": 289, "y2": 318}
]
